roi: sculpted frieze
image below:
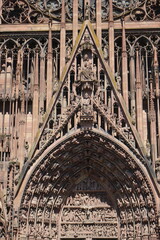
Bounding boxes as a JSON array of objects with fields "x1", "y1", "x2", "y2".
[
  {"x1": 56, "y1": 177, "x2": 119, "y2": 238},
  {"x1": 66, "y1": 192, "x2": 111, "y2": 207},
  {"x1": 61, "y1": 207, "x2": 117, "y2": 223},
  {"x1": 61, "y1": 223, "x2": 118, "y2": 238}
]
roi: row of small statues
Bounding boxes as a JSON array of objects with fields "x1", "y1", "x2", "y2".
[
  {"x1": 61, "y1": 223, "x2": 118, "y2": 237},
  {"x1": 61, "y1": 207, "x2": 116, "y2": 222}
]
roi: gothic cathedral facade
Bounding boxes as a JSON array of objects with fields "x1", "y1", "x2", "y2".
[{"x1": 0, "y1": 1, "x2": 160, "y2": 240}]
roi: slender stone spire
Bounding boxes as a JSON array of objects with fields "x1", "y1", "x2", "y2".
[
  {"x1": 154, "y1": 47, "x2": 160, "y2": 157},
  {"x1": 135, "y1": 48, "x2": 143, "y2": 141},
  {"x1": 96, "y1": 0, "x2": 102, "y2": 41},
  {"x1": 154, "y1": 47, "x2": 159, "y2": 97},
  {"x1": 16, "y1": 50, "x2": 22, "y2": 99},
  {"x1": 0, "y1": 0, "x2": 2, "y2": 24},
  {"x1": 108, "y1": 0, "x2": 115, "y2": 73},
  {"x1": 121, "y1": 17, "x2": 128, "y2": 108},
  {"x1": 32, "y1": 50, "x2": 39, "y2": 141},
  {"x1": 73, "y1": 0, "x2": 78, "y2": 45},
  {"x1": 18, "y1": 92, "x2": 25, "y2": 168},
  {"x1": 39, "y1": 51, "x2": 45, "y2": 118},
  {"x1": 129, "y1": 48, "x2": 136, "y2": 122},
  {"x1": 149, "y1": 76, "x2": 157, "y2": 167},
  {"x1": 60, "y1": 0, "x2": 66, "y2": 75},
  {"x1": 47, "y1": 21, "x2": 53, "y2": 107}
]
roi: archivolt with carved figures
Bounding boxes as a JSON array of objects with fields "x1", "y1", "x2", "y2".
[
  {"x1": 0, "y1": 190, "x2": 7, "y2": 240},
  {"x1": 15, "y1": 130, "x2": 159, "y2": 240}
]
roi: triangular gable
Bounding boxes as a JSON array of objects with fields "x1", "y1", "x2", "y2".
[
  {"x1": 27, "y1": 20, "x2": 147, "y2": 165},
  {"x1": 27, "y1": 22, "x2": 87, "y2": 162}
]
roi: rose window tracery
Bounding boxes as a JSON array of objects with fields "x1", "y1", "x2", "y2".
[
  {"x1": 146, "y1": 0, "x2": 160, "y2": 20},
  {"x1": 112, "y1": 0, "x2": 145, "y2": 19},
  {"x1": 1, "y1": 0, "x2": 160, "y2": 23},
  {"x1": 1, "y1": 0, "x2": 62, "y2": 24},
  {"x1": 2, "y1": 0, "x2": 29, "y2": 24},
  {"x1": 28, "y1": 0, "x2": 62, "y2": 16}
]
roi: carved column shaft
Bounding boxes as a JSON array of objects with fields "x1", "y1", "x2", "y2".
[
  {"x1": 14, "y1": 100, "x2": 19, "y2": 160},
  {"x1": 96, "y1": 0, "x2": 101, "y2": 42},
  {"x1": 0, "y1": 0, "x2": 2, "y2": 24},
  {"x1": 47, "y1": 24, "x2": 53, "y2": 107},
  {"x1": 149, "y1": 78, "x2": 157, "y2": 167},
  {"x1": 10, "y1": 101, "x2": 15, "y2": 160},
  {"x1": 73, "y1": 0, "x2": 78, "y2": 45},
  {"x1": 40, "y1": 52, "x2": 45, "y2": 114},
  {"x1": 8, "y1": 165, "x2": 14, "y2": 239},
  {"x1": 18, "y1": 123, "x2": 25, "y2": 168},
  {"x1": 1, "y1": 52, "x2": 7, "y2": 136},
  {"x1": 130, "y1": 52, "x2": 136, "y2": 117},
  {"x1": 32, "y1": 51, "x2": 39, "y2": 141},
  {"x1": 15, "y1": 50, "x2": 21, "y2": 98},
  {"x1": 108, "y1": 0, "x2": 115, "y2": 73},
  {"x1": 60, "y1": 0, "x2": 66, "y2": 76},
  {"x1": 72, "y1": 0, "x2": 78, "y2": 79},
  {"x1": 11, "y1": 50, "x2": 22, "y2": 159},
  {"x1": 135, "y1": 48, "x2": 143, "y2": 141},
  {"x1": 121, "y1": 18, "x2": 128, "y2": 108},
  {"x1": 141, "y1": 55, "x2": 146, "y2": 92},
  {"x1": 18, "y1": 92, "x2": 26, "y2": 168},
  {"x1": 154, "y1": 47, "x2": 160, "y2": 157}
]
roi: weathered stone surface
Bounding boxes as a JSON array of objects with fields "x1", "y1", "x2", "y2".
[{"x1": 0, "y1": 1, "x2": 160, "y2": 240}]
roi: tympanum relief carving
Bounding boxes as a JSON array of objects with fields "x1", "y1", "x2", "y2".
[{"x1": 60, "y1": 178, "x2": 118, "y2": 239}]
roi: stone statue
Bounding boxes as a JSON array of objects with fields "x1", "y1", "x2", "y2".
[
  {"x1": 82, "y1": 92, "x2": 91, "y2": 115},
  {"x1": 103, "y1": 44, "x2": 108, "y2": 59},
  {"x1": 84, "y1": 2, "x2": 90, "y2": 20}
]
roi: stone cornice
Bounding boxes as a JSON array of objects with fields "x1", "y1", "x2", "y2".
[{"x1": 0, "y1": 21, "x2": 160, "y2": 32}]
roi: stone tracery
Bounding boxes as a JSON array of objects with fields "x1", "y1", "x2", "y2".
[
  {"x1": 0, "y1": 0, "x2": 160, "y2": 239},
  {"x1": 1, "y1": 0, "x2": 160, "y2": 23}
]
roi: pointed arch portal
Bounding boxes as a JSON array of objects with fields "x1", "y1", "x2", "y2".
[{"x1": 16, "y1": 129, "x2": 158, "y2": 240}]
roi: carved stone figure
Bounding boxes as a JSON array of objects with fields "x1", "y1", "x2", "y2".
[
  {"x1": 84, "y1": 2, "x2": 90, "y2": 20},
  {"x1": 82, "y1": 92, "x2": 91, "y2": 115}
]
